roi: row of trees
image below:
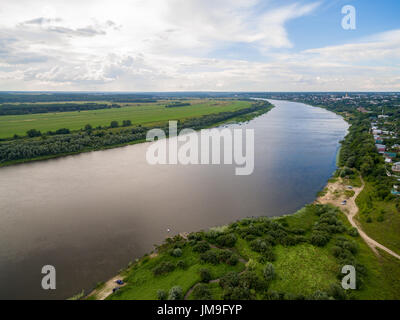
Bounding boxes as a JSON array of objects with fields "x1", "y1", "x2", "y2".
[{"x1": 0, "y1": 103, "x2": 121, "y2": 115}]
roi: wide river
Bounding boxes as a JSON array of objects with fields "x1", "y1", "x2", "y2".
[{"x1": 0, "y1": 100, "x2": 348, "y2": 299}]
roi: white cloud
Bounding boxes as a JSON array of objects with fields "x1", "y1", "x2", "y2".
[{"x1": 0, "y1": 0, "x2": 398, "y2": 91}]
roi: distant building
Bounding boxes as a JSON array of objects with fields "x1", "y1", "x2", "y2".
[
  {"x1": 373, "y1": 129, "x2": 382, "y2": 135},
  {"x1": 385, "y1": 158, "x2": 392, "y2": 163},
  {"x1": 384, "y1": 152, "x2": 397, "y2": 159},
  {"x1": 392, "y1": 162, "x2": 400, "y2": 172},
  {"x1": 376, "y1": 144, "x2": 386, "y2": 153}
]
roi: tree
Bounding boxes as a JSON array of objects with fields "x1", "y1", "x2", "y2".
[
  {"x1": 122, "y1": 120, "x2": 132, "y2": 127},
  {"x1": 84, "y1": 124, "x2": 92, "y2": 131},
  {"x1": 26, "y1": 129, "x2": 41, "y2": 138},
  {"x1": 263, "y1": 263, "x2": 275, "y2": 281},
  {"x1": 192, "y1": 284, "x2": 212, "y2": 300},
  {"x1": 168, "y1": 286, "x2": 183, "y2": 300},
  {"x1": 157, "y1": 289, "x2": 167, "y2": 300},
  {"x1": 171, "y1": 248, "x2": 182, "y2": 257},
  {"x1": 110, "y1": 121, "x2": 119, "y2": 128},
  {"x1": 199, "y1": 268, "x2": 212, "y2": 283}
]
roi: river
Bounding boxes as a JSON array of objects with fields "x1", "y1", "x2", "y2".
[{"x1": 0, "y1": 100, "x2": 348, "y2": 299}]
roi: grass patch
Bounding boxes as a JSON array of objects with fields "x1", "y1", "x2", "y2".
[{"x1": 356, "y1": 180, "x2": 400, "y2": 254}]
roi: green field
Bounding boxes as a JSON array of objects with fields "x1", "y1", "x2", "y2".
[
  {"x1": 356, "y1": 180, "x2": 400, "y2": 254},
  {"x1": 0, "y1": 99, "x2": 251, "y2": 139}
]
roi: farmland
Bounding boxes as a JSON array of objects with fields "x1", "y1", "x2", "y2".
[{"x1": 0, "y1": 99, "x2": 251, "y2": 139}]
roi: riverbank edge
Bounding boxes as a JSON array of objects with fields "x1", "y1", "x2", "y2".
[
  {"x1": 83, "y1": 100, "x2": 350, "y2": 300},
  {"x1": 0, "y1": 103, "x2": 274, "y2": 168}
]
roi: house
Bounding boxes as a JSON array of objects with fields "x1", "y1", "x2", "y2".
[
  {"x1": 373, "y1": 129, "x2": 382, "y2": 135},
  {"x1": 392, "y1": 162, "x2": 400, "y2": 172},
  {"x1": 384, "y1": 152, "x2": 397, "y2": 159},
  {"x1": 385, "y1": 158, "x2": 392, "y2": 163},
  {"x1": 375, "y1": 139, "x2": 383, "y2": 144},
  {"x1": 376, "y1": 144, "x2": 386, "y2": 153},
  {"x1": 393, "y1": 144, "x2": 400, "y2": 150}
]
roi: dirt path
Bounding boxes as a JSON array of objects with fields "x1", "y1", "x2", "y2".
[
  {"x1": 317, "y1": 176, "x2": 400, "y2": 260},
  {"x1": 87, "y1": 275, "x2": 126, "y2": 300}
]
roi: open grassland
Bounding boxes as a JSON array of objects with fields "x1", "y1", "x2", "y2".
[
  {"x1": 356, "y1": 180, "x2": 400, "y2": 254},
  {"x1": 0, "y1": 99, "x2": 251, "y2": 138}
]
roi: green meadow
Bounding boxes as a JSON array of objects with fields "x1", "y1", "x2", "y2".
[{"x1": 0, "y1": 99, "x2": 251, "y2": 139}]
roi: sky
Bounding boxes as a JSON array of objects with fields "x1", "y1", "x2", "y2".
[{"x1": 0, "y1": 0, "x2": 399, "y2": 92}]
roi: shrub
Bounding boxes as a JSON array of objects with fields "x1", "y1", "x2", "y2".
[
  {"x1": 110, "y1": 120, "x2": 119, "y2": 128},
  {"x1": 327, "y1": 283, "x2": 346, "y2": 300},
  {"x1": 309, "y1": 290, "x2": 330, "y2": 300},
  {"x1": 239, "y1": 271, "x2": 260, "y2": 290},
  {"x1": 168, "y1": 286, "x2": 183, "y2": 300},
  {"x1": 263, "y1": 263, "x2": 275, "y2": 282},
  {"x1": 157, "y1": 289, "x2": 167, "y2": 300},
  {"x1": 26, "y1": 129, "x2": 41, "y2": 137},
  {"x1": 200, "y1": 250, "x2": 219, "y2": 265},
  {"x1": 122, "y1": 120, "x2": 132, "y2": 127},
  {"x1": 215, "y1": 233, "x2": 237, "y2": 247},
  {"x1": 226, "y1": 255, "x2": 239, "y2": 266},
  {"x1": 171, "y1": 248, "x2": 182, "y2": 257},
  {"x1": 348, "y1": 227, "x2": 359, "y2": 237},
  {"x1": 192, "y1": 284, "x2": 212, "y2": 300},
  {"x1": 220, "y1": 272, "x2": 240, "y2": 289},
  {"x1": 310, "y1": 231, "x2": 331, "y2": 247},
  {"x1": 193, "y1": 241, "x2": 210, "y2": 253},
  {"x1": 153, "y1": 262, "x2": 175, "y2": 275},
  {"x1": 199, "y1": 268, "x2": 212, "y2": 283},
  {"x1": 177, "y1": 260, "x2": 186, "y2": 269}
]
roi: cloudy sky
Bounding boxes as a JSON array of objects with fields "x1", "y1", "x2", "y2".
[{"x1": 0, "y1": 0, "x2": 399, "y2": 91}]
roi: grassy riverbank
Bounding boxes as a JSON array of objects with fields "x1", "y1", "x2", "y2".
[{"x1": 87, "y1": 202, "x2": 400, "y2": 300}]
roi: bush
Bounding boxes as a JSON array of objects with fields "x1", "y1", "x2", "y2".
[
  {"x1": 177, "y1": 260, "x2": 186, "y2": 269},
  {"x1": 193, "y1": 241, "x2": 210, "y2": 253},
  {"x1": 215, "y1": 233, "x2": 237, "y2": 247},
  {"x1": 122, "y1": 120, "x2": 132, "y2": 127},
  {"x1": 157, "y1": 289, "x2": 167, "y2": 300},
  {"x1": 168, "y1": 286, "x2": 183, "y2": 300},
  {"x1": 110, "y1": 120, "x2": 119, "y2": 128},
  {"x1": 199, "y1": 268, "x2": 212, "y2": 283},
  {"x1": 327, "y1": 283, "x2": 346, "y2": 300},
  {"x1": 348, "y1": 227, "x2": 359, "y2": 237},
  {"x1": 263, "y1": 263, "x2": 276, "y2": 282},
  {"x1": 200, "y1": 250, "x2": 219, "y2": 265},
  {"x1": 26, "y1": 129, "x2": 41, "y2": 137},
  {"x1": 220, "y1": 272, "x2": 240, "y2": 289},
  {"x1": 239, "y1": 271, "x2": 260, "y2": 290},
  {"x1": 226, "y1": 255, "x2": 239, "y2": 266},
  {"x1": 192, "y1": 284, "x2": 212, "y2": 300},
  {"x1": 309, "y1": 290, "x2": 330, "y2": 300},
  {"x1": 310, "y1": 231, "x2": 331, "y2": 247},
  {"x1": 171, "y1": 248, "x2": 182, "y2": 257},
  {"x1": 153, "y1": 262, "x2": 175, "y2": 275}
]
